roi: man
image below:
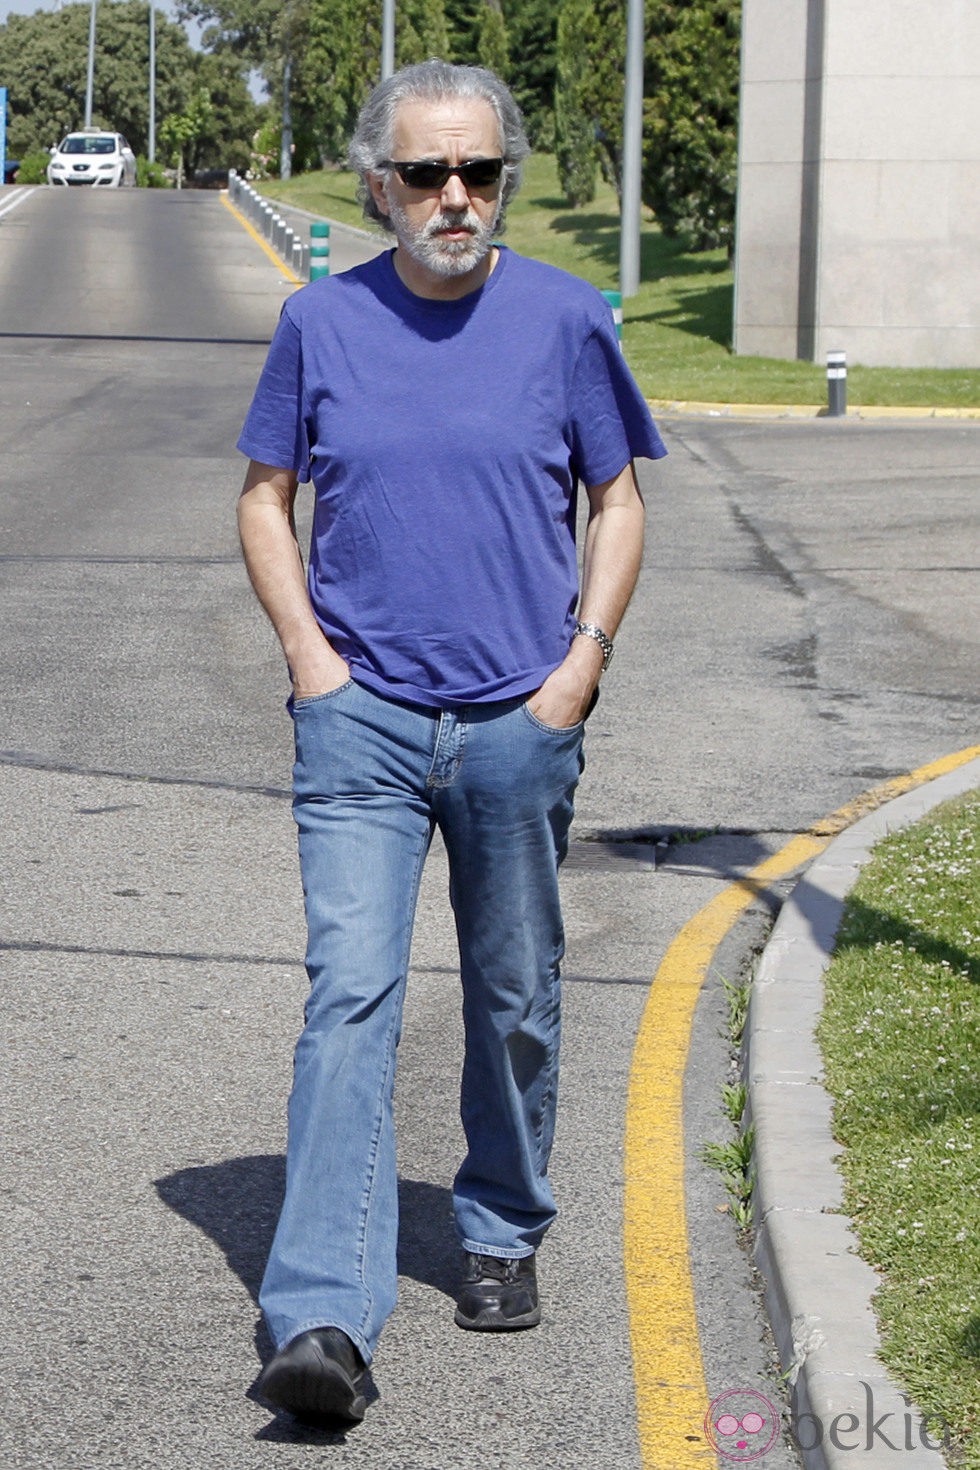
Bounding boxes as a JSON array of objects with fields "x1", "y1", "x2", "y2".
[{"x1": 237, "y1": 60, "x2": 666, "y2": 1426}]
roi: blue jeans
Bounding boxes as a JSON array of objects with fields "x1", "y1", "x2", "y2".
[{"x1": 259, "y1": 680, "x2": 585, "y2": 1365}]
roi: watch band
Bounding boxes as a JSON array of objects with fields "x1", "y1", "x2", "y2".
[{"x1": 574, "y1": 620, "x2": 614, "y2": 670}]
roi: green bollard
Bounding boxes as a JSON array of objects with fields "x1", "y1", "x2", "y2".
[
  {"x1": 310, "y1": 220, "x2": 331, "y2": 281},
  {"x1": 601, "y1": 289, "x2": 623, "y2": 349}
]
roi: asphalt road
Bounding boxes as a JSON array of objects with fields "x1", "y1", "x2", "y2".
[{"x1": 1, "y1": 186, "x2": 977, "y2": 1470}]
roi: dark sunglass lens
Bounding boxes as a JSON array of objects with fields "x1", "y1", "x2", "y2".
[
  {"x1": 461, "y1": 159, "x2": 504, "y2": 187},
  {"x1": 399, "y1": 162, "x2": 449, "y2": 188}
]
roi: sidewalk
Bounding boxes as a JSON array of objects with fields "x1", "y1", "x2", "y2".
[
  {"x1": 745, "y1": 752, "x2": 980, "y2": 1470},
  {"x1": 649, "y1": 398, "x2": 980, "y2": 421}
]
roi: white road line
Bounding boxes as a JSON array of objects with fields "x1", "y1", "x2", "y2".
[{"x1": 0, "y1": 187, "x2": 38, "y2": 221}]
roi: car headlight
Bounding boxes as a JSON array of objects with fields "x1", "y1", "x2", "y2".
[{"x1": 98, "y1": 162, "x2": 117, "y2": 171}]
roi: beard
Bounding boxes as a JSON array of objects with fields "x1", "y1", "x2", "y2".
[{"x1": 387, "y1": 199, "x2": 500, "y2": 279}]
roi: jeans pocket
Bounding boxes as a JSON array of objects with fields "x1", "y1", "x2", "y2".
[
  {"x1": 289, "y1": 680, "x2": 355, "y2": 714},
  {"x1": 520, "y1": 702, "x2": 585, "y2": 736}
]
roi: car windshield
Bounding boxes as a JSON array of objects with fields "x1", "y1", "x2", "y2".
[{"x1": 61, "y1": 136, "x2": 116, "y2": 155}]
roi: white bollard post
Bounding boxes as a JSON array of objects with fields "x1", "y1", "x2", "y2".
[{"x1": 827, "y1": 350, "x2": 847, "y2": 417}]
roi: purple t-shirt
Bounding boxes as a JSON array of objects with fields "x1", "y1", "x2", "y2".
[{"x1": 238, "y1": 246, "x2": 666, "y2": 707}]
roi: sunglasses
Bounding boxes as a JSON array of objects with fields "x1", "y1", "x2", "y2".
[{"x1": 381, "y1": 157, "x2": 505, "y2": 190}]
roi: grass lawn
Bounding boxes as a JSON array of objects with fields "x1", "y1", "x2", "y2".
[
  {"x1": 259, "y1": 154, "x2": 980, "y2": 408},
  {"x1": 817, "y1": 789, "x2": 980, "y2": 1466}
]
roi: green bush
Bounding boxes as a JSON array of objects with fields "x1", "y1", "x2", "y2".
[
  {"x1": 136, "y1": 155, "x2": 170, "y2": 188},
  {"x1": 13, "y1": 149, "x2": 51, "y2": 184},
  {"x1": 642, "y1": 0, "x2": 742, "y2": 251},
  {"x1": 554, "y1": 0, "x2": 597, "y2": 206}
]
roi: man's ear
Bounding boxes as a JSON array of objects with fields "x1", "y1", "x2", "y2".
[{"x1": 367, "y1": 170, "x2": 389, "y2": 216}]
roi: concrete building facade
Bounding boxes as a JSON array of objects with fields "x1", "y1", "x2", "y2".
[{"x1": 733, "y1": 0, "x2": 980, "y2": 368}]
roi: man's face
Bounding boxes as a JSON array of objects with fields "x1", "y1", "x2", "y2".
[{"x1": 369, "y1": 97, "x2": 504, "y2": 283}]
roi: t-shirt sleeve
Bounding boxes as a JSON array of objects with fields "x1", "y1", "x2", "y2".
[
  {"x1": 568, "y1": 314, "x2": 667, "y2": 487},
  {"x1": 236, "y1": 305, "x2": 311, "y2": 479}
]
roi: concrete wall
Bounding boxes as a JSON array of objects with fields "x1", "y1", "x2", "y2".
[{"x1": 733, "y1": 0, "x2": 980, "y2": 368}]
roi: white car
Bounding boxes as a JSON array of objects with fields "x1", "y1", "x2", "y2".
[{"x1": 47, "y1": 130, "x2": 137, "y2": 188}]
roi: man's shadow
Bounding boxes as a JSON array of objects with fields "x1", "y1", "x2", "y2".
[{"x1": 155, "y1": 1156, "x2": 458, "y2": 1440}]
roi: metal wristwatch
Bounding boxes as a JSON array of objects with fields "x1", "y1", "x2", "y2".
[{"x1": 574, "y1": 620, "x2": 614, "y2": 671}]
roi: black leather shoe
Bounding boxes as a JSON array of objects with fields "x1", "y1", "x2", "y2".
[
  {"x1": 454, "y1": 1251, "x2": 541, "y2": 1330},
  {"x1": 256, "y1": 1327, "x2": 367, "y2": 1424}
]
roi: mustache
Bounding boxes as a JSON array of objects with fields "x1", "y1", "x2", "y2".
[{"x1": 423, "y1": 211, "x2": 479, "y2": 236}]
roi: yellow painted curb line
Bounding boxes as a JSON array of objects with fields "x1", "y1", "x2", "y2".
[
  {"x1": 625, "y1": 742, "x2": 980, "y2": 1468},
  {"x1": 647, "y1": 398, "x2": 980, "y2": 422},
  {"x1": 220, "y1": 191, "x2": 302, "y2": 286}
]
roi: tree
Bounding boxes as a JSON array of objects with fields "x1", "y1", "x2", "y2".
[
  {"x1": 190, "y1": 49, "x2": 259, "y2": 172},
  {"x1": 581, "y1": 0, "x2": 625, "y2": 196},
  {"x1": 304, "y1": 0, "x2": 381, "y2": 167},
  {"x1": 444, "y1": 0, "x2": 482, "y2": 66},
  {"x1": 475, "y1": 0, "x2": 509, "y2": 79},
  {"x1": 177, "y1": 0, "x2": 311, "y2": 174},
  {"x1": 501, "y1": 0, "x2": 559, "y2": 149},
  {"x1": 554, "y1": 0, "x2": 626, "y2": 206},
  {"x1": 415, "y1": 0, "x2": 451, "y2": 58},
  {"x1": 397, "y1": 0, "x2": 450, "y2": 66},
  {"x1": 159, "y1": 90, "x2": 213, "y2": 186},
  {"x1": 0, "y1": 2, "x2": 195, "y2": 157},
  {"x1": 554, "y1": 0, "x2": 596, "y2": 206},
  {"x1": 642, "y1": 0, "x2": 741, "y2": 250},
  {"x1": 0, "y1": 1, "x2": 255, "y2": 167}
]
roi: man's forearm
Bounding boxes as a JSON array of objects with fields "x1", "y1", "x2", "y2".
[
  {"x1": 527, "y1": 462, "x2": 644, "y2": 727},
  {"x1": 578, "y1": 497, "x2": 645, "y2": 640},
  {"x1": 238, "y1": 467, "x2": 348, "y2": 695},
  {"x1": 577, "y1": 459, "x2": 645, "y2": 638}
]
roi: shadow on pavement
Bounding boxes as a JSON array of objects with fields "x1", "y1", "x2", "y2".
[
  {"x1": 155, "y1": 1156, "x2": 459, "y2": 1316},
  {"x1": 156, "y1": 1159, "x2": 458, "y2": 1440}
]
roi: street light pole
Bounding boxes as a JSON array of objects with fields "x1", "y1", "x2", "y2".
[
  {"x1": 381, "y1": 0, "x2": 395, "y2": 81},
  {"x1": 148, "y1": 2, "x2": 156, "y2": 162},
  {"x1": 84, "y1": 0, "x2": 97, "y2": 128},
  {"x1": 620, "y1": 0, "x2": 644, "y2": 298}
]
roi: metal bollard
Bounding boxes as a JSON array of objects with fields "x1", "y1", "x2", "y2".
[
  {"x1": 601, "y1": 289, "x2": 624, "y2": 350},
  {"x1": 827, "y1": 350, "x2": 847, "y2": 417},
  {"x1": 310, "y1": 220, "x2": 331, "y2": 281}
]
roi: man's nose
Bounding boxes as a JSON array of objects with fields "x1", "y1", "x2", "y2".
[{"x1": 441, "y1": 171, "x2": 470, "y2": 211}]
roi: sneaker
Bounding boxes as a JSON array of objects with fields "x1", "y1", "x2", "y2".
[
  {"x1": 454, "y1": 1251, "x2": 541, "y2": 1331},
  {"x1": 256, "y1": 1326, "x2": 367, "y2": 1424}
]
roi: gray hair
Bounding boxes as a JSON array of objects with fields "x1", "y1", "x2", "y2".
[{"x1": 348, "y1": 60, "x2": 530, "y2": 234}]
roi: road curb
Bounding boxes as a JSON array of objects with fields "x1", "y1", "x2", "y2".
[
  {"x1": 648, "y1": 399, "x2": 980, "y2": 422},
  {"x1": 745, "y1": 755, "x2": 980, "y2": 1469}
]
